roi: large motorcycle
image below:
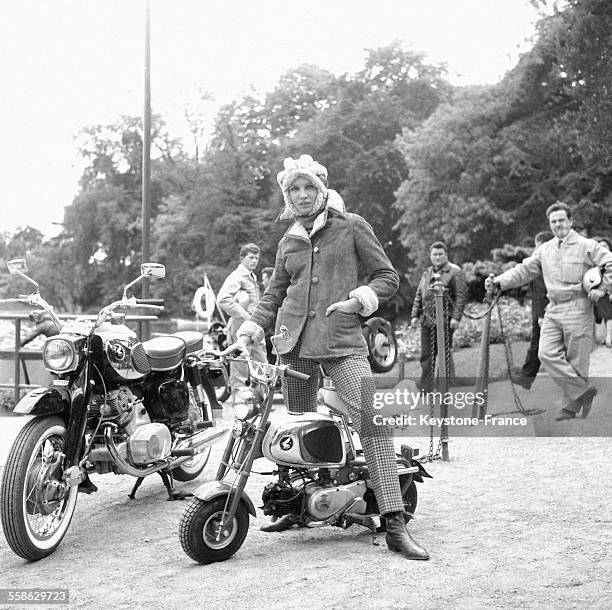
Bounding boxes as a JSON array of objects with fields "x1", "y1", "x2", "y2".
[
  {"x1": 179, "y1": 348, "x2": 430, "y2": 564},
  {"x1": 0, "y1": 259, "x2": 226, "y2": 561}
]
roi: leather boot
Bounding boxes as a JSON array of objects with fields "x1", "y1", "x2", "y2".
[
  {"x1": 260, "y1": 515, "x2": 297, "y2": 533},
  {"x1": 385, "y1": 512, "x2": 430, "y2": 560}
]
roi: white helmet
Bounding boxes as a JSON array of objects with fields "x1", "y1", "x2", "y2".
[{"x1": 582, "y1": 266, "x2": 602, "y2": 293}]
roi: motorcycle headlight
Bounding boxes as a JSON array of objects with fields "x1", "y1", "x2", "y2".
[
  {"x1": 232, "y1": 387, "x2": 257, "y2": 420},
  {"x1": 43, "y1": 338, "x2": 77, "y2": 372}
]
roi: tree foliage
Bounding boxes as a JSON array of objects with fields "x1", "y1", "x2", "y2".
[
  {"x1": 394, "y1": 0, "x2": 612, "y2": 281},
  {"x1": 3, "y1": 4, "x2": 611, "y2": 323}
]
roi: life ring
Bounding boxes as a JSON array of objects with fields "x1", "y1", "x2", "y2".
[{"x1": 193, "y1": 286, "x2": 210, "y2": 320}]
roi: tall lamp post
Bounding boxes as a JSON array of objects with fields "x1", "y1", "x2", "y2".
[{"x1": 141, "y1": 0, "x2": 152, "y2": 339}]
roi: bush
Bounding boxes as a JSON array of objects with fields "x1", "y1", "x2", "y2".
[
  {"x1": 0, "y1": 390, "x2": 14, "y2": 412},
  {"x1": 454, "y1": 297, "x2": 532, "y2": 347}
]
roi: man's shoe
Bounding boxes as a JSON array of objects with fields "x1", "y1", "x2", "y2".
[
  {"x1": 577, "y1": 386, "x2": 598, "y2": 418},
  {"x1": 555, "y1": 409, "x2": 576, "y2": 421},
  {"x1": 384, "y1": 512, "x2": 430, "y2": 560},
  {"x1": 260, "y1": 515, "x2": 297, "y2": 533}
]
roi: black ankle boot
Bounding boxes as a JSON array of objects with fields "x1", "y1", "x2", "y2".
[
  {"x1": 385, "y1": 512, "x2": 429, "y2": 560},
  {"x1": 260, "y1": 515, "x2": 297, "y2": 533}
]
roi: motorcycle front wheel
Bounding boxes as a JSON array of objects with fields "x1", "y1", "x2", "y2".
[
  {"x1": 0, "y1": 416, "x2": 78, "y2": 561},
  {"x1": 179, "y1": 497, "x2": 249, "y2": 564}
]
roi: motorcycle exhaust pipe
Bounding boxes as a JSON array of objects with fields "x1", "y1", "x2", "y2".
[
  {"x1": 102, "y1": 425, "x2": 227, "y2": 478},
  {"x1": 171, "y1": 426, "x2": 227, "y2": 456},
  {"x1": 103, "y1": 426, "x2": 169, "y2": 478}
]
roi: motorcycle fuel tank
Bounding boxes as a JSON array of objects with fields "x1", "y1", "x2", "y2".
[
  {"x1": 96, "y1": 322, "x2": 151, "y2": 381},
  {"x1": 262, "y1": 412, "x2": 346, "y2": 468}
]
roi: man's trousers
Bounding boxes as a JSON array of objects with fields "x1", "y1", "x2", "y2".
[{"x1": 538, "y1": 297, "x2": 594, "y2": 414}]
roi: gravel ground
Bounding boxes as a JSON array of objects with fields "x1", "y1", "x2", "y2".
[{"x1": 1, "y1": 340, "x2": 611, "y2": 608}]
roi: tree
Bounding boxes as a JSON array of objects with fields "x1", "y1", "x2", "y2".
[{"x1": 394, "y1": 0, "x2": 612, "y2": 276}]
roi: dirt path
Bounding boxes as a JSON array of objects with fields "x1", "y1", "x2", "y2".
[
  {"x1": 2, "y1": 342, "x2": 612, "y2": 608},
  {"x1": 2, "y1": 432, "x2": 611, "y2": 609}
]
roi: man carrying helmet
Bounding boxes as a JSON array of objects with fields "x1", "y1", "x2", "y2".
[{"x1": 485, "y1": 202, "x2": 612, "y2": 421}]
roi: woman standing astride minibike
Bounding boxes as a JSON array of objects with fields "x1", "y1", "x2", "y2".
[{"x1": 232, "y1": 155, "x2": 429, "y2": 561}]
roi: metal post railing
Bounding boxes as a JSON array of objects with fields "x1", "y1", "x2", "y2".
[{"x1": 432, "y1": 280, "x2": 450, "y2": 462}]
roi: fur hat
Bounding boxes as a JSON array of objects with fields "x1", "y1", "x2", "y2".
[{"x1": 276, "y1": 155, "x2": 328, "y2": 220}]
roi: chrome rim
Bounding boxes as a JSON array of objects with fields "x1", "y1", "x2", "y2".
[
  {"x1": 23, "y1": 430, "x2": 77, "y2": 543},
  {"x1": 373, "y1": 331, "x2": 396, "y2": 365},
  {"x1": 202, "y1": 510, "x2": 237, "y2": 550}
]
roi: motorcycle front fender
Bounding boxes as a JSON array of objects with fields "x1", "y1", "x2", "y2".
[
  {"x1": 13, "y1": 387, "x2": 69, "y2": 416},
  {"x1": 193, "y1": 480, "x2": 256, "y2": 517}
]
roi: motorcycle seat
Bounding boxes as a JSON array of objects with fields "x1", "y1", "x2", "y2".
[{"x1": 142, "y1": 331, "x2": 203, "y2": 371}]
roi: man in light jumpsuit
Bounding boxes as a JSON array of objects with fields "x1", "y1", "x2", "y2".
[{"x1": 486, "y1": 202, "x2": 612, "y2": 420}]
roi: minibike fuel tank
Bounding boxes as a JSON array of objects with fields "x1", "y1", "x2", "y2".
[{"x1": 262, "y1": 412, "x2": 347, "y2": 468}]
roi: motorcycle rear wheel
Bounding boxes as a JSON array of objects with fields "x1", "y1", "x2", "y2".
[
  {"x1": 179, "y1": 497, "x2": 249, "y2": 564},
  {"x1": 363, "y1": 317, "x2": 397, "y2": 374},
  {"x1": 173, "y1": 391, "x2": 212, "y2": 482},
  {"x1": 0, "y1": 416, "x2": 78, "y2": 561}
]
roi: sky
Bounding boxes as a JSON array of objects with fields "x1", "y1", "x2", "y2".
[{"x1": 0, "y1": 0, "x2": 543, "y2": 237}]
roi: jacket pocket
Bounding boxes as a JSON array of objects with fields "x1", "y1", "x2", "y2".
[
  {"x1": 560, "y1": 258, "x2": 584, "y2": 284},
  {"x1": 328, "y1": 311, "x2": 361, "y2": 351}
]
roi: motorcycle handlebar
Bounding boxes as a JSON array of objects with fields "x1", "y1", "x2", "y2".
[
  {"x1": 283, "y1": 368, "x2": 310, "y2": 382},
  {"x1": 135, "y1": 298, "x2": 165, "y2": 306}
]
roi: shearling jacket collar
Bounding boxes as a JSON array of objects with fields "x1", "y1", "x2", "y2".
[{"x1": 285, "y1": 190, "x2": 345, "y2": 240}]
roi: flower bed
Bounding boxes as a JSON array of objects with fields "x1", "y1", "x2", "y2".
[{"x1": 396, "y1": 297, "x2": 532, "y2": 360}]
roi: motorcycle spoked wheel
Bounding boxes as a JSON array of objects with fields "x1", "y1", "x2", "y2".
[
  {"x1": 363, "y1": 317, "x2": 397, "y2": 374},
  {"x1": 172, "y1": 390, "x2": 212, "y2": 482},
  {"x1": 377, "y1": 474, "x2": 418, "y2": 532},
  {"x1": 0, "y1": 416, "x2": 79, "y2": 561},
  {"x1": 179, "y1": 497, "x2": 249, "y2": 564}
]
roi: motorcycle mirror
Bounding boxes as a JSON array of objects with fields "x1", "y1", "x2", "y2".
[
  {"x1": 141, "y1": 263, "x2": 165, "y2": 279},
  {"x1": 7, "y1": 258, "x2": 28, "y2": 275},
  {"x1": 6, "y1": 258, "x2": 39, "y2": 292}
]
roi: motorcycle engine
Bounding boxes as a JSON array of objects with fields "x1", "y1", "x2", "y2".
[
  {"x1": 262, "y1": 479, "x2": 369, "y2": 521},
  {"x1": 261, "y1": 481, "x2": 305, "y2": 518},
  {"x1": 305, "y1": 481, "x2": 367, "y2": 520},
  {"x1": 88, "y1": 387, "x2": 136, "y2": 427},
  {"x1": 143, "y1": 375, "x2": 190, "y2": 423},
  {"x1": 127, "y1": 423, "x2": 172, "y2": 465}
]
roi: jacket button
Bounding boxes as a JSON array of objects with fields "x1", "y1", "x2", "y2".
[
  {"x1": 308, "y1": 310, "x2": 316, "y2": 318},
  {"x1": 311, "y1": 277, "x2": 319, "y2": 284},
  {"x1": 313, "y1": 246, "x2": 319, "y2": 253}
]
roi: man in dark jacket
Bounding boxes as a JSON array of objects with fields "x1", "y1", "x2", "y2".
[{"x1": 411, "y1": 241, "x2": 468, "y2": 392}]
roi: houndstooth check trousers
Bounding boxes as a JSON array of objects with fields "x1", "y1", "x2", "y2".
[{"x1": 280, "y1": 344, "x2": 405, "y2": 516}]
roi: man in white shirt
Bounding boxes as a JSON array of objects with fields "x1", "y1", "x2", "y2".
[{"x1": 217, "y1": 243, "x2": 268, "y2": 393}]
